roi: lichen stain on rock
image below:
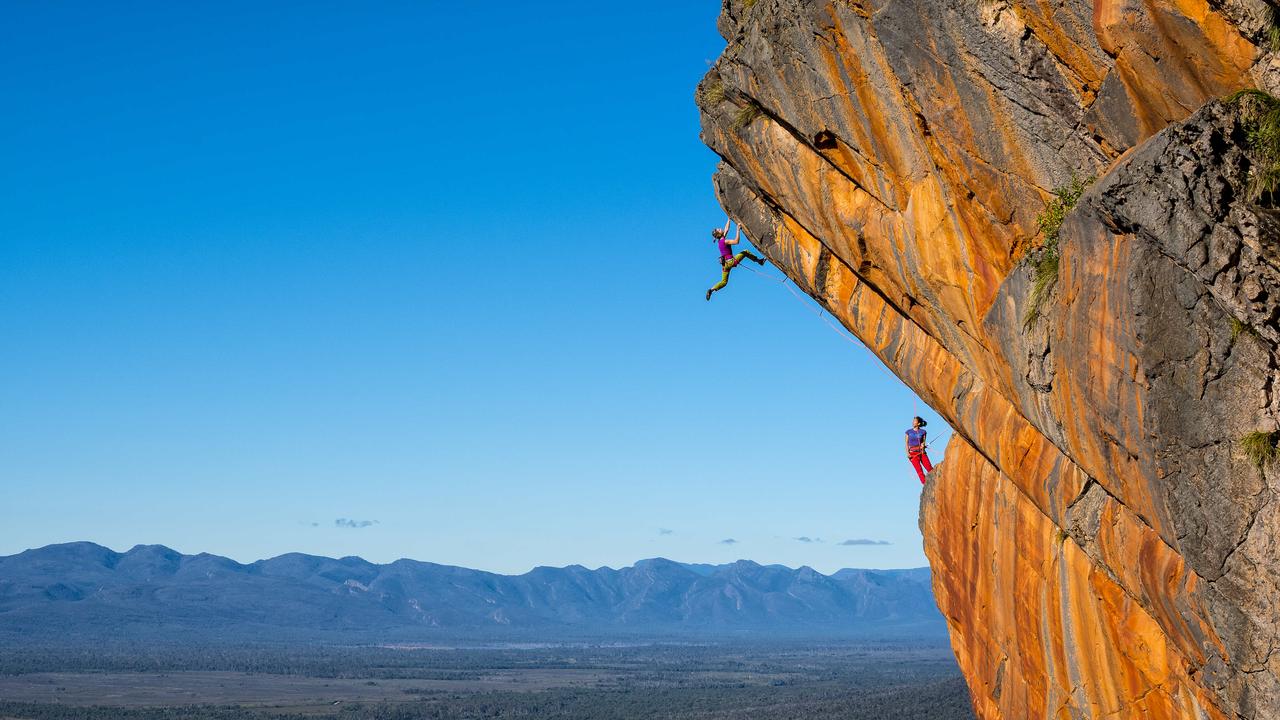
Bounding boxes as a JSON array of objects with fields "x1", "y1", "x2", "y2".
[{"x1": 700, "y1": 0, "x2": 1279, "y2": 717}]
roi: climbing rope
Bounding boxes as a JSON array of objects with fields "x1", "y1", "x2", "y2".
[
  {"x1": 725, "y1": 206, "x2": 955, "y2": 416},
  {"x1": 739, "y1": 261, "x2": 920, "y2": 418}
]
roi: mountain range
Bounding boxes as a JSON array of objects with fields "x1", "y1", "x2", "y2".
[{"x1": 0, "y1": 542, "x2": 945, "y2": 643}]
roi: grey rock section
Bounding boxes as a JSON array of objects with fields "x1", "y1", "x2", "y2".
[
  {"x1": 1073, "y1": 101, "x2": 1280, "y2": 717},
  {"x1": 983, "y1": 99, "x2": 1279, "y2": 719},
  {"x1": 1088, "y1": 102, "x2": 1280, "y2": 348},
  {"x1": 1211, "y1": 0, "x2": 1279, "y2": 47}
]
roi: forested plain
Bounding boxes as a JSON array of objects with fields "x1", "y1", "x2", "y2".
[{"x1": 0, "y1": 641, "x2": 974, "y2": 719}]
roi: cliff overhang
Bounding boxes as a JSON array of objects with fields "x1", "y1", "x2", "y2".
[{"x1": 697, "y1": 1, "x2": 1280, "y2": 717}]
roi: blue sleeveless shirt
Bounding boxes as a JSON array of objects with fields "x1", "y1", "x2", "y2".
[{"x1": 906, "y1": 428, "x2": 926, "y2": 450}]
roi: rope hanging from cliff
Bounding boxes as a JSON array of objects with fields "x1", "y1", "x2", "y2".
[{"x1": 740, "y1": 262, "x2": 920, "y2": 416}]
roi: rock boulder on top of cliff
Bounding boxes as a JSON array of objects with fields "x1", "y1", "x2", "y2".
[{"x1": 698, "y1": 1, "x2": 1280, "y2": 718}]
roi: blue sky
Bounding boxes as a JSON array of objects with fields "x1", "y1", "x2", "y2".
[{"x1": 0, "y1": 1, "x2": 948, "y2": 574}]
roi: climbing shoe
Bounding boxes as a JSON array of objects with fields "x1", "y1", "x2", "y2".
[
  {"x1": 705, "y1": 289, "x2": 713, "y2": 301},
  {"x1": 755, "y1": 256, "x2": 766, "y2": 265}
]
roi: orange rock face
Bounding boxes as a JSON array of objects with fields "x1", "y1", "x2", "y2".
[
  {"x1": 699, "y1": 0, "x2": 1280, "y2": 717},
  {"x1": 924, "y1": 440, "x2": 1229, "y2": 720}
]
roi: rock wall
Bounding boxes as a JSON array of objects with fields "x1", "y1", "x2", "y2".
[{"x1": 697, "y1": 0, "x2": 1280, "y2": 717}]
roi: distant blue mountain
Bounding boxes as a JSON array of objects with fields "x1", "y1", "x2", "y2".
[{"x1": 0, "y1": 543, "x2": 946, "y2": 643}]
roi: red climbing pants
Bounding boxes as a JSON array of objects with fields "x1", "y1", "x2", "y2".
[{"x1": 909, "y1": 449, "x2": 933, "y2": 485}]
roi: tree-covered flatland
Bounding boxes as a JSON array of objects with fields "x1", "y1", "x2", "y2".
[{"x1": 0, "y1": 641, "x2": 974, "y2": 719}]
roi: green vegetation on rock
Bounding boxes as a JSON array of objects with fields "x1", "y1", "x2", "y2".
[
  {"x1": 1228, "y1": 89, "x2": 1280, "y2": 200},
  {"x1": 734, "y1": 100, "x2": 765, "y2": 129},
  {"x1": 1241, "y1": 430, "x2": 1279, "y2": 469},
  {"x1": 1022, "y1": 175, "x2": 1092, "y2": 330},
  {"x1": 1230, "y1": 317, "x2": 1258, "y2": 342},
  {"x1": 700, "y1": 78, "x2": 726, "y2": 106},
  {"x1": 1035, "y1": 174, "x2": 1091, "y2": 248},
  {"x1": 1023, "y1": 253, "x2": 1061, "y2": 331}
]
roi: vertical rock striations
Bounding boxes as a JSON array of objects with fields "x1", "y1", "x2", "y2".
[{"x1": 697, "y1": 0, "x2": 1279, "y2": 717}]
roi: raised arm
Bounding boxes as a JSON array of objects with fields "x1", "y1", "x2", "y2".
[
  {"x1": 725, "y1": 222, "x2": 742, "y2": 246},
  {"x1": 721, "y1": 217, "x2": 732, "y2": 237}
]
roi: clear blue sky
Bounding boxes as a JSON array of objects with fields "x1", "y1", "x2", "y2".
[{"x1": 0, "y1": 1, "x2": 948, "y2": 574}]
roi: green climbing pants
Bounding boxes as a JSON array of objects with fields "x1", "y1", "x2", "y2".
[{"x1": 708, "y1": 252, "x2": 763, "y2": 294}]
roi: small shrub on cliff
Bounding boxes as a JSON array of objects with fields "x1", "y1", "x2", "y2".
[
  {"x1": 1240, "y1": 430, "x2": 1280, "y2": 469},
  {"x1": 1035, "y1": 174, "x2": 1091, "y2": 248},
  {"x1": 1022, "y1": 174, "x2": 1092, "y2": 330},
  {"x1": 1230, "y1": 317, "x2": 1259, "y2": 342},
  {"x1": 700, "y1": 79, "x2": 726, "y2": 106},
  {"x1": 1227, "y1": 89, "x2": 1280, "y2": 200},
  {"x1": 734, "y1": 100, "x2": 764, "y2": 129}
]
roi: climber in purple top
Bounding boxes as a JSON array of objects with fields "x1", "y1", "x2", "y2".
[
  {"x1": 706, "y1": 218, "x2": 765, "y2": 301},
  {"x1": 906, "y1": 416, "x2": 933, "y2": 485}
]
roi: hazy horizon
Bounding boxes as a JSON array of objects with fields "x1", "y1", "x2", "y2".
[{"x1": 4, "y1": 539, "x2": 932, "y2": 576}]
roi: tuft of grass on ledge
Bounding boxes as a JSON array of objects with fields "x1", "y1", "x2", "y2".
[
  {"x1": 1227, "y1": 89, "x2": 1280, "y2": 200},
  {"x1": 1023, "y1": 252, "x2": 1060, "y2": 330},
  {"x1": 1230, "y1": 316, "x2": 1259, "y2": 342},
  {"x1": 1241, "y1": 430, "x2": 1280, "y2": 469},
  {"x1": 734, "y1": 101, "x2": 764, "y2": 129},
  {"x1": 1021, "y1": 174, "x2": 1092, "y2": 330},
  {"x1": 700, "y1": 79, "x2": 726, "y2": 106}
]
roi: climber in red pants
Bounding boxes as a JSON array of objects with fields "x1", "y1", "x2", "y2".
[{"x1": 906, "y1": 416, "x2": 932, "y2": 484}]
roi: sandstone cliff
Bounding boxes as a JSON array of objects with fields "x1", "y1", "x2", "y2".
[{"x1": 696, "y1": 0, "x2": 1280, "y2": 717}]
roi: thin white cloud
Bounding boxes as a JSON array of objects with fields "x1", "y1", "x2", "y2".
[{"x1": 335, "y1": 518, "x2": 378, "y2": 529}]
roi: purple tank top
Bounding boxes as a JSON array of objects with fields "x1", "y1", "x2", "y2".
[{"x1": 717, "y1": 237, "x2": 732, "y2": 260}]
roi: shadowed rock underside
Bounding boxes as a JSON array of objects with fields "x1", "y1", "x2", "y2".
[{"x1": 697, "y1": 0, "x2": 1280, "y2": 717}]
